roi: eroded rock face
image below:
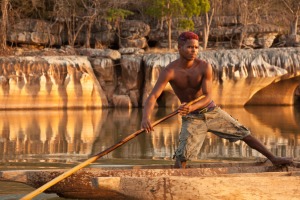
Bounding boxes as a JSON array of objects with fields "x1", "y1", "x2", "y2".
[
  {"x1": 90, "y1": 57, "x2": 115, "y2": 107},
  {"x1": 0, "y1": 48, "x2": 299, "y2": 109},
  {"x1": 76, "y1": 48, "x2": 121, "y2": 60},
  {"x1": 142, "y1": 48, "x2": 300, "y2": 106},
  {"x1": 0, "y1": 56, "x2": 108, "y2": 109},
  {"x1": 120, "y1": 20, "x2": 150, "y2": 39},
  {"x1": 120, "y1": 20, "x2": 150, "y2": 49},
  {"x1": 89, "y1": 54, "x2": 143, "y2": 108},
  {"x1": 118, "y1": 55, "x2": 143, "y2": 107},
  {"x1": 5, "y1": 18, "x2": 298, "y2": 49},
  {"x1": 93, "y1": 21, "x2": 116, "y2": 49},
  {"x1": 7, "y1": 19, "x2": 64, "y2": 46},
  {"x1": 142, "y1": 53, "x2": 179, "y2": 107},
  {"x1": 209, "y1": 23, "x2": 282, "y2": 48}
]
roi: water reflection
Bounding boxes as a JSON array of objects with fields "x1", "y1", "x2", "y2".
[{"x1": 0, "y1": 106, "x2": 299, "y2": 164}]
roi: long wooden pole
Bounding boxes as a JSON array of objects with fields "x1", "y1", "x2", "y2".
[{"x1": 20, "y1": 96, "x2": 204, "y2": 200}]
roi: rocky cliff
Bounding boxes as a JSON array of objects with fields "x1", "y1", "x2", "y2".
[
  {"x1": 0, "y1": 56, "x2": 107, "y2": 109},
  {"x1": 0, "y1": 47, "x2": 299, "y2": 109},
  {"x1": 6, "y1": 17, "x2": 300, "y2": 51},
  {"x1": 141, "y1": 48, "x2": 300, "y2": 107}
]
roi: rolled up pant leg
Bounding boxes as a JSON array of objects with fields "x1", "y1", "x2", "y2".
[
  {"x1": 174, "y1": 116, "x2": 207, "y2": 161},
  {"x1": 205, "y1": 107, "x2": 251, "y2": 142}
]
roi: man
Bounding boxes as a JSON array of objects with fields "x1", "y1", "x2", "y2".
[{"x1": 141, "y1": 31, "x2": 293, "y2": 168}]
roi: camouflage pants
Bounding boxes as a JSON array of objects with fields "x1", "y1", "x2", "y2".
[{"x1": 174, "y1": 107, "x2": 250, "y2": 161}]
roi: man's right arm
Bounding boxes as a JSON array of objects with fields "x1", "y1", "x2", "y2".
[{"x1": 141, "y1": 68, "x2": 172, "y2": 132}]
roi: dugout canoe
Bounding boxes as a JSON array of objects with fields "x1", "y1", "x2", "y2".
[{"x1": 1, "y1": 161, "x2": 300, "y2": 199}]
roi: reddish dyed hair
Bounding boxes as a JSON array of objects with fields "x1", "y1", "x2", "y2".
[{"x1": 178, "y1": 31, "x2": 199, "y2": 42}]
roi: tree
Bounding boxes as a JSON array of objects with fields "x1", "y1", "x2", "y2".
[
  {"x1": 52, "y1": 0, "x2": 91, "y2": 47},
  {"x1": 178, "y1": 0, "x2": 200, "y2": 32},
  {"x1": 199, "y1": 0, "x2": 213, "y2": 50},
  {"x1": 181, "y1": 0, "x2": 213, "y2": 50},
  {"x1": 51, "y1": 0, "x2": 134, "y2": 48},
  {"x1": 145, "y1": 0, "x2": 212, "y2": 50},
  {"x1": 0, "y1": 0, "x2": 9, "y2": 50},
  {"x1": 8, "y1": 0, "x2": 48, "y2": 19},
  {"x1": 217, "y1": 0, "x2": 269, "y2": 49},
  {"x1": 280, "y1": 0, "x2": 300, "y2": 36},
  {"x1": 251, "y1": 0, "x2": 300, "y2": 46},
  {"x1": 145, "y1": 0, "x2": 186, "y2": 49},
  {"x1": 106, "y1": 8, "x2": 134, "y2": 48}
]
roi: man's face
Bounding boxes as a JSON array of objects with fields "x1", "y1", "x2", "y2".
[{"x1": 179, "y1": 39, "x2": 199, "y2": 60}]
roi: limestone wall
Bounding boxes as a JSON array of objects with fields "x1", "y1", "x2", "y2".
[
  {"x1": 7, "y1": 18, "x2": 299, "y2": 50},
  {"x1": 0, "y1": 56, "x2": 107, "y2": 109},
  {"x1": 0, "y1": 47, "x2": 299, "y2": 109}
]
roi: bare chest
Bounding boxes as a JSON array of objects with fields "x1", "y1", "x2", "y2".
[{"x1": 171, "y1": 68, "x2": 203, "y2": 89}]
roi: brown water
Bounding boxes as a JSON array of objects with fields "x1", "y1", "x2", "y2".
[{"x1": 0, "y1": 106, "x2": 300, "y2": 199}]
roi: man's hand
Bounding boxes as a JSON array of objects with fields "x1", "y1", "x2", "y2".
[
  {"x1": 141, "y1": 118, "x2": 154, "y2": 133},
  {"x1": 178, "y1": 102, "x2": 191, "y2": 116}
]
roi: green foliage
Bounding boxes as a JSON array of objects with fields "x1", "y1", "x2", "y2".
[
  {"x1": 144, "y1": 0, "x2": 165, "y2": 18},
  {"x1": 145, "y1": 0, "x2": 186, "y2": 18},
  {"x1": 177, "y1": 18, "x2": 195, "y2": 31},
  {"x1": 183, "y1": 0, "x2": 201, "y2": 17},
  {"x1": 106, "y1": 8, "x2": 134, "y2": 22},
  {"x1": 144, "y1": 0, "x2": 211, "y2": 22},
  {"x1": 198, "y1": 0, "x2": 211, "y2": 13}
]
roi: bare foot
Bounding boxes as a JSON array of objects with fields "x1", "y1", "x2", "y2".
[
  {"x1": 174, "y1": 159, "x2": 182, "y2": 168},
  {"x1": 270, "y1": 157, "x2": 293, "y2": 166},
  {"x1": 174, "y1": 159, "x2": 186, "y2": 169}
]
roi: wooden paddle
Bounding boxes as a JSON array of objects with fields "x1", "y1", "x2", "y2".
[{"x1": 20, "y1": 96, "x2": 204, "y2": 200}]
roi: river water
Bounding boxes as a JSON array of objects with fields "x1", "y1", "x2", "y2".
[{"x1": 0, "y1": 105, "x2": 300, "y2": 199}]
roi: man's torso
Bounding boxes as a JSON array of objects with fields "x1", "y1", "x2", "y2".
[{"x1": 167, "y1": 59, "x2": 208, "y2": 102}]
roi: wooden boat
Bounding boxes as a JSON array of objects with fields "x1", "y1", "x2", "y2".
[{"x1": 1, "y1": 161, "x2": 300, "y2": 199}]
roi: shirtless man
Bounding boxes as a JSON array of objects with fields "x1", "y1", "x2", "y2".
[{"x1": 141, "y1": 31, "x2": 293, "y2": 168}]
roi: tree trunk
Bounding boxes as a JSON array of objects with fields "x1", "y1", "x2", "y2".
[
  {"x1": 203, "y1": 14, "x2": 209, "y2": 50},
  {"x1": 1, "y1": 0, "x2": 9, "y2": 50},
  {"x1": 168, "y1": 17, "x2": 172, "y2": 50},
  {"x1": 290, "y1": 14, "x2": 299, "y2": 35},
  {"x1": 117, "y1": 22, "x2": 123, "y2": 48},
  {"x1": 202, "y1": 9, "x2": 214, "y2": 50},
  {"x1": 85, "y1": 21, "x2": 93, "y2": 48}
]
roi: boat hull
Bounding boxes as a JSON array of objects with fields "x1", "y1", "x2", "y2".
[{"x1": 1, "y1": 162, "x2": 299, "y2": 199}]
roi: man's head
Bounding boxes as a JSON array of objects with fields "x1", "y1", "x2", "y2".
[
  {"x1": 178, "y1": 31, "x2": 199, "y2": 47},
  {"x1": 177, "y1": 31, "x2": 199, "y2": 60}
]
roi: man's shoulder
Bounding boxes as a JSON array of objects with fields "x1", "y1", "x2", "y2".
[
  {"x1": 168, "y1": 58, "x2": 179, "y2": 66},
  {"x1": 196, "y1": 58, "x2": 209, "y2": 66},
  {"x1": 194, "y1": 59, "x2": 210, "y2": 69},
  {"x1": 165, "y1": 59, "x2": 179, "y2": 70}
]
